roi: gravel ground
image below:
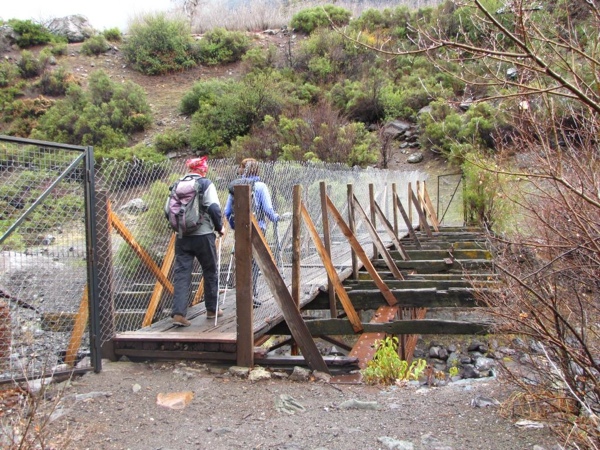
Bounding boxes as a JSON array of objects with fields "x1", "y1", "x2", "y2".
[{"x1": 42, "y1": 359, "x2": 562, "y2": 450}]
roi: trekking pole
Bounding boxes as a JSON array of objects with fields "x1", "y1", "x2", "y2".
[
  {"x1": 221, "y1": 249, "x2": 234, "y2": 307},
  {"x1": 214, "y1": 235, "x2": 223, "y2": 326}
]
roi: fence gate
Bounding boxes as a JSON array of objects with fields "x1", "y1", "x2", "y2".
[{"x1": 0, "y1": 136, "x2": 99, "y2": 382}]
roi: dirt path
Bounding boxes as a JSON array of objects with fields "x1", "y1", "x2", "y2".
[{"x1": 44, "y1": 359, "x2": 561, "y2": 450}]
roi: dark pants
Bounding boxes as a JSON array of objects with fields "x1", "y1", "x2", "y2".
[{"x1": 172, "y1": 233, "x2": 218, "y2": 316}]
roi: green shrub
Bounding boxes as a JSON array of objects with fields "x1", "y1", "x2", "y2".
[
  {"x1": 180, "y1": 78, "x2": 230, "y2": 116},
  {"x1": 80, "y1": 35, "x2": 111, "y2": 56},
  {"x1": 8, "y1": 19, "x2": 54, "y2": 48},
  {"x1": 153, "y1": 128, "x2": 190, "y2": 154},
  {"x1": 32, "y1": 70, "x2": 152, "y2": 149},
  {"x1": 241, "y1": 45, "x2": 277, "y2": 73},
  {"x1": 0, "y1": 61, "x2": 20, "y2": 87},
  {"x1": 16, "y1": 50, "x2": 45, "y2": 78},
  {"x1": 123, "y1": 13, "x2": 199, "y2": 75},
  {"x1": 102, "y1": 27, "x2": 122, "y2": 42},
  {"x1": 36, "y1": 66, "x2": 75, "y2": 96},
  {"x1": 361, "y1": 336, "x2": 427, "y2": 385},
  {"x1": 49, "y1": 40, "x2": 68, "y2": 56},
  {"x1": 290, "y1": 5, "x2": 352, "y2": 34},
  {"x1": 188, "y1": 73, "x2": 288, "y2": 154},
  {"x1": 197, "y1": 28, "x2": 251, "y2": 66}
]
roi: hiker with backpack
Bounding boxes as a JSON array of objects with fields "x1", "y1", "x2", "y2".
[
  {"x1": 166, "y1": 156, "x2": 224, "y2": 326},
  {"x1": 223, "y1": 158, "x2": 280, "y2": 307}
]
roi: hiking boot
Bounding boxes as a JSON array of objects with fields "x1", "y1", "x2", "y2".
[
  {"x1": 206, "y1": 309, "x2": 223, "y2": 319},
  {"x1": 172, "y1": 314, "x2": 191, "y2": 327}
]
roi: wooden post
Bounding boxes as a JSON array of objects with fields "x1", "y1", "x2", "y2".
[
  {"x1": 408, "y1": 182, "x2": 413, "y2": 225},
  {"x1": 369, "y1": 183, "x2": 377, "y2": 257},
  {"x1": 422, "y1": 182, "x2": 440, "y2": 231},
  {"x1": 394, "y1": 193, "x2": 421, "y2": 249},
  {"x1": 392, "y1": 183, "x2": 399, "y2": 238},
  {"x1": 96, "y1": 191, "x2": 116, "y2": 361},
  {"x1": 291, "y1": 185, "x2": 302, "y2": 356},
  {"x1": 320, "y1": 182, "x2": 337, "y2": 318},
  {"x1": 235, "y1": 184, "x2": 253, "y2": 368},
  {"x1": 347, "y1": 184, "x2": 359, "y2": 280},
  {"x1": 408, "y1": 185, "x2": 433, "y2": 237},
  {"x1": 142, "y1": 233, "x2": 176, "y2": 327}
]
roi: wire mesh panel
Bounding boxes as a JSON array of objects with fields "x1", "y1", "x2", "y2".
[{"x1": 0, "y1": 137, "x2": 93, "y2": 381}]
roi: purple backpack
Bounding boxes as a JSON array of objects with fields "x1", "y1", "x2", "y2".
[{"x1": 164, "y1": 175, "x2": 205, "y2": 237}]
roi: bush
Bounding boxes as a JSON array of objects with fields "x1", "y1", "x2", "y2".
[
  {"x1": 0, "y1": 61, "x2": 19, "y2": 87},
  {"x1": 180, "y1": 78, "x2": 230, "y2": 116},
  {"x1": 123, "y1": 13, "x2": 199, "y2": 75},
  {"x1": 80, "y1": 35, "x2": 111, "y2": 56},
  {"x1": 102, "y1": 27, "x2": 122, "y2": 42},
  {"x1": 361, "y1": 336, "x2": 427, "y2": 385},
  {"x1": 153, "y1": 128, "x2": 190, "y2": 154},
  {"x1": 49, "y1": 40, "x2": 68, "y2": 56},
  {"x1": 16, "y1": 50, "x2": 45, "y2": 78},
  {"x1": 36, "y1": 66, "x2": 76, "y2": 96},
  {"x1": 32, "y1": 70, "x2": 152, "y2": 149},
  {"x1": 290, "y1": 5, "x2": 352, "y2": 34},
  {"x1": 197, "y1": 28, "x2": 251, "y2": 65},
  {"x1": 8, "y1": 19, "x2": 54, "y2": 48},
  {"x1": 188, "y1": 73, "x2": 289, "y2": 154}
]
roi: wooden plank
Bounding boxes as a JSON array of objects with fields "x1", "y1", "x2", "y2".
[
  {"x1": 142, "y1": 233, "x2": 176, "y2": 327},
  {"x1": 292, "y1": 185, "x2": 301, "y2": 307},
  {"x1": 373, "y1": 200, "x2": 409, "y2": 260},
  {"x1": 305, "y1": 319, "x2": 491, "y2": 335},
  {"x1": 352, "y1": 195, "x2": 404, "y2": 280},
  {"x1": 65, "y1": 288, "x2": 89, "y2": 366},
  {"x1": 114, "y1": 349, "x2": 238, "y2": 361},
  {"x1": 310, "y1": 288, "x2": 480, "y2": 309},
  {"x1": 392, "y1": 183, "x2": 399, "y2": 237},
  {"x1": 113, "y1": 331, "x2": 237, "y2": 343},
  {"x1": 394, "y1": 193, "x2": 421, "y2": 248},
  {"x1": 369, "y1": 183, "x2": 377, "y2": 257},
  {"x1": 110, "y1": 210, "x2": 174, "y2": 294},
  {"x1": 325, "y1": 195, "x2": 398, "y2": 307},
  {"x1": 408, "y1": 185, "x2": 433, "y2": 237},
  {"x1": 252, "y1": 216, "x2": 331, "y2": 374},
  {"x1": 301, "y1": 202, "x2": 364, "y2": 333}
]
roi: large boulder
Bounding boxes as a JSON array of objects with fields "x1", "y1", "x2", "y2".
[
  {"x1": 0, "y1": 25, "x2": 18, "y2": 51},
  {"x1": 46, "y1": 15, "x2": 95, "y2": 43}
]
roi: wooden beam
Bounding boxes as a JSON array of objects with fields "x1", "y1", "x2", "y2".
[
  {"x1": 251, "y1": 216, "x2": 331, "y2": 374},
  {"x1": 304, "y1": 319, "x2": 491, "y2": 335},
  {"x1": 347, "y1": 184, "x2": 359, "y2": 280},
  {"x1": 142, "y1": 233, "x2": 176, "y2": 327},
  {"x1": 408, "y1": 185, "x2": 433, "y2": 237},
  {"x1": 292, "y1": 185, "x2": 301, "y2": 307},
  {"x1": 310, "y1": 288, "x2": 481, "y2": 309},
  {"x1": 320, "y1": 182, "x2": 337, "y2": 318},
  {"x1": 373, "y1": 200, "x2": 409, "y2": 260},
  {"x1": 300, "y1": 202, "x2": 364, "y2": 333},
  {"x1": 325, "y1": 195, "x2": 398, "y2": 307},
  {"x1": 392, "y1": 183, "x2": 399, "y2": 237},
  {"x1": 110, "y1": 209, "x2": 174, "y2": 294},
  {"x1": 65, "y1": 288, "x2": 89, "y2": 366},
  {"x1": 394, "y1": 193, "x2": 421, "y2": 248},
  {"x1": 352, "y1": 195, "x2": 404, "y2": 280},
  {"x1": 422, "y1": 182, "x2": 441, "y2": 230}
]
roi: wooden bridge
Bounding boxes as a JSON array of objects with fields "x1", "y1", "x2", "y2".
[{"x1": 83, "y1": 181, "x2": 494, "y2": 375}]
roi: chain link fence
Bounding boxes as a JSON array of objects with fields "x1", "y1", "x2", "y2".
[
  {"x1": 98, "y1": 158, "x2": 425, "y2": 338},
  {"x1": 0, "y1": 136, "x2": 93, "y2": 381},
  {"x1": 1, "y1": 142, "x2": 450, "y2": 377}
]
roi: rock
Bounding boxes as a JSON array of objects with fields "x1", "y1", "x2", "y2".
[
  {"x1": 132, "y1": 383, "x2": 141, "y2": 393},
  {"x1": 338, "y1": 399, "x2": 379, "y2": 410},
  {"x1": 248, "y1": 366, "x2": 271, "y2": 381},
  {"x1": 228, "y1": 366, "x2": 249, "y2": 378},
  {"x1": 474, "y1": 356, "x2": 496, "y2": 372},
  {"x1": 288, "y1": 366, "x2": 310, "y2": 382},
  {"x1": 471, "y1": 395, "x2": 500, "y2": 408},
  {"x1": 383, "y1": 120, "x2": 411, "y2": 139},
  {"x1": 421, "y1": 432, "x2": 453, "y2": 450},
  {"x1": 46, "y1": 15, "x2": 95, "y2": 43},
  {"x1": 377, "y1": 436, "x2": 414, "y2": 450},
  {"x1": 119, "y1": 198, "x2": 148, "y2": 214},
  {"x1": 0, "y1": 25, "x2": 19, "y2": 51},
  {"x1": 461, "y1": 364, "x2": 481, "y2": 379},
  {"x1": 407, "y1": 152, "x2": 424, "y2": 164},
  {"x1": 506, "y1": 67, "x2": 518, "y2": 80},
  {"x1": 312, "y1": 370, "x2": 331, "y2": 383},
  {"x1": 274, "y1": 394, "x2": 305, "y2": 415},
  {"x1": 156, "y1": 391, "x2": 194, "y2": 410}
]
